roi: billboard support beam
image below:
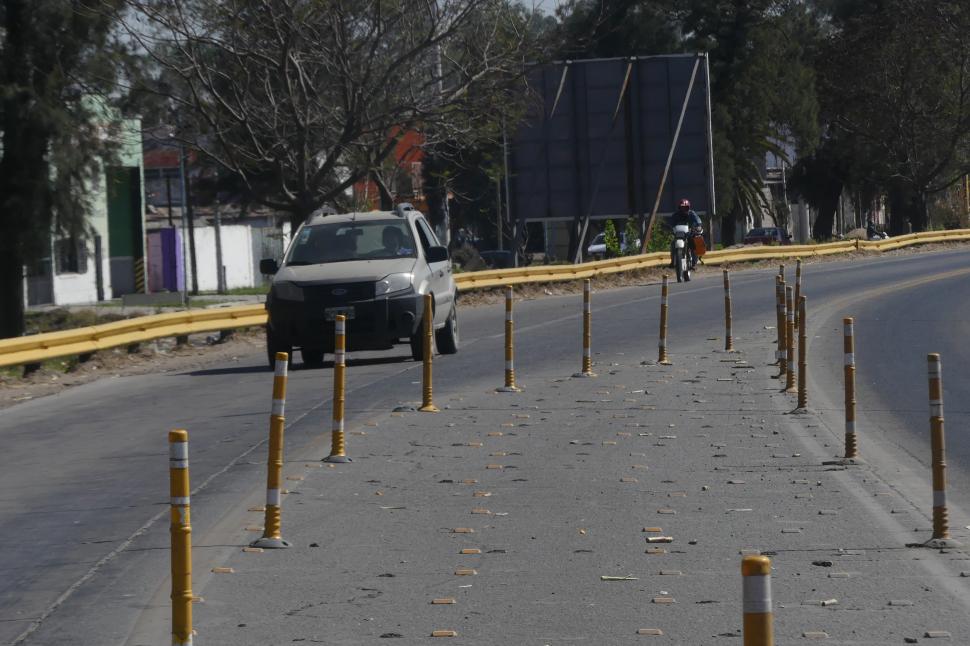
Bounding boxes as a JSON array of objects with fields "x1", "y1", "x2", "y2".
[{"x1": 640, "y1": 55, "x2": 702, "y2": 254}]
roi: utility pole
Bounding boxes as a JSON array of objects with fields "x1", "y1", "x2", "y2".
[
  {"x1": 434, "y1": 44, "x2": 451, "y2": 247},
  {"x1": 176, "y1": 139, "x2": 189, "y2": 306},
  {"x1": 502, "y1": 117, "x2": 515, "y2": 266},
  {"x1": 179, "y1": 144, "x2": 199, "y2": 295}
]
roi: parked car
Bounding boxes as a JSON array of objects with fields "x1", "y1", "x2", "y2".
[
  {"x1": 743, "y1": 227, "x2": 792, "y2": 245},
  {"x1": 586, "y1": 232, "x2": 641, "y2": 259},
  {"x1": 260, "y1": 204, "x2": 459, "y2": 368}
]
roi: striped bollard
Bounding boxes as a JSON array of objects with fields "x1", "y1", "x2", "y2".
[
  {"x1": 723, "y1": 269, "x2": 735, "y2": 352},
  {"x1": 774, "y1": 277, "x2": 785, "y2": 369},
  {"x1": 419, "y1": 294, "x2": 440, "y2": 411},
  {"x1": 658, "y1": 275, "x2": 671, "y2": 365},
  {"x1": 497, "y1": 285, "x2": 521, "y2": 392},
  {"x1": 842, "y1": 318, "x2": 859, "y2": 459},
  {"x1": 253, "y1": 352, "x2": 292, "y2": 548},
  {"x1": 742, "y1": 555, "x2": 773, "y2": 646},
  {"x1": 794, "y1": 259, "x2": 802, "y2": 330},
  {"x1": 325, "y1": 315, "x2": 353, "y2": 460},
  {"x1": 784, "y1": 286, "x2": 796, "y2": 392},
  {"x1": 926, "y1": 354, "x2": 960, "y2": 547},
  {"x1": 169, "y1": 429, "x2": 194, "y2": 646},
  {"x1": 573, "y1": 280, "x2": 596, "y2": 377},
  {"x1": 797, "y1": 296, "x2": 807, "y2": 409}
]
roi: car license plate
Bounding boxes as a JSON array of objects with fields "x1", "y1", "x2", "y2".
[{"x1": 324, "y1": 306, "x2": 355, "y2": 321}]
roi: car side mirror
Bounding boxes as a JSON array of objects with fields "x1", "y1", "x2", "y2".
[
  {"x1": 260, "y1": 258, "x2": 279, "y2": 275},
  {"x1": 426, "y1": 246, "x2": 449, "y2": 263}
]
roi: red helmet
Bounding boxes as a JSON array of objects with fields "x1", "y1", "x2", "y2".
[{"x1": 678, "y1": 199, "x2": 691, "y2": 209}]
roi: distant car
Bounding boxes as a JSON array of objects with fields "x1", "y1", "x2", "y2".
[
  {"x1": 587, "y1": 232, "x2": 641, "y2": 259},
  {"x1": 743, "y1": 227, "x2": 792, "y2": 245},
  {"x1": 260, "y1": 204, "x2": 458, "y2": 368}
]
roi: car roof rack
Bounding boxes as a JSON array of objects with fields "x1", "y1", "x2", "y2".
[{"x1": 393, "y1": 203, "x2": 414, "y2": 217}]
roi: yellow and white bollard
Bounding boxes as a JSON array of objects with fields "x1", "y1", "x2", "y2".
[
  {"x1": 843, "y1": 318, "x2": 859, "y2": 460},
  {"x1": 723, "y1": 269, "x2": 735, "y2": 352},
  {"x1": 794, "y1": 259, "x2": 802, "y2": 330},
  {"x1": 419, "y1": 294, "x2": 440, "y2": 411},
  {"x1": 254, "y1": 352, "x2": 292, "y2": 548},
  {"x1": 926, "y1": 354, "x2": 960, "y2": 547},
  {"x1": 169, "y1": 429, "x2": 194, "y2": 646},
  {"x1": 774, "y1": 277, "x2": 785, "y2": 369},
  {"x1": 325, "y1": 315, "x2": 352, "y2": 461},
  {"x1": 573, "y1": 279, "x2": 596, "y2": 377},
  {"x1": 658, "y1": 275, "x2": 671, "y2": 365},
  {"x1": 784, "y1": 286, "x2": 795, "y2": 391},
  {"x1": 742, "y1": 555, "x2": 773, "y2": 646},
  {"x1": 797, "y1": 296, "x2": 807, "y2": 409},
  {"x1": 497, "y1": 285, "x2": 521, "y2": 392}
]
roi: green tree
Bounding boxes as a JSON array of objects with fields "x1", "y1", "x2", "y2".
[
  {"x1": 679, "y1": 0, "x2": 820, "y2": 244},
  {"x1": 816, "y1": 0, "x2": 970, "y2": 234},
  {"x1": 0, "y1": 1, "x2": 129, "y2": 338}
]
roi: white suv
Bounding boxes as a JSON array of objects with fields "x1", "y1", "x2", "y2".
[{"x1": 260, "y1": 204, "x2": 458, "y2": 367}]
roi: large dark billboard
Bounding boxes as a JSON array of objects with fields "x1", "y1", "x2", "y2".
[{"x1": 510, "y1": 54, "x2": 715, "y2": 229}]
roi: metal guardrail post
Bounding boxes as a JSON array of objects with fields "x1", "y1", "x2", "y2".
[
  {"x1": 843, "y1": 318, "x2": 859, "y2": 459},
  {"x1": 573, "y1": 279, "x2": 596, "y2": 377},
  {"x1": 168, "y1": 429, "x2": 194, "y2": 646},
  {"x1": 926, "y1": 354, "x2": 959, "y2": 547},
  {"x1": 254, "y1": 352, "x2": 292, "y2": 548},
  {"x1": 742, "y1": 555, "x2": 773, "y2": 646},
  {"x1": 784, "y1": 286, "x2": 795, "y2": 391},
  {"x1": 419, "y1": 294, "x2": 440, "y2": 411},
  {"x1": 723, "y1": 269, "x2": 735, "y2": 352},
  {"x1": 326, "y1": 315, "x2": 353, "y2": 459},
  {"x1": 497, "y1": 285, "x2": 521, "y2": 392},
  {"x1": 658, "y1": 275, "x2": 671, "y2": 365}
]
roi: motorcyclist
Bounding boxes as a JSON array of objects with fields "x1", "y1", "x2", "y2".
[{"x1": 669, "y1": 199, "x2": 703, "y2": 268}]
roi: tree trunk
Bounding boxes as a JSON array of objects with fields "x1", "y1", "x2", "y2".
[
  {"x1": 887, "y1": 180, "x2": 912, "y2": 235},
  {"x1": 721, "y1": 209, "x2": 738, "y2": 246},
  {"x1": 371, "y1": 170, "x2": 394, "y2": 211},
  {"x1": 0, "y1": 239, "x2": 25, "y2": 339}
]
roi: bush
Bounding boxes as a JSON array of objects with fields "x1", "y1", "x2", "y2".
[
  {"x1": 603, "y1": 220, "x2": 621, "y2": 257},
  {"x1": 645, "y1": 219, "x2": 673, "y2": 253},
  {"x1": 450, "y1": 243, "x2": 486, "y2": 272},
  {"x1": 622, "y1": 217, "x2": 641, "y2": 255}
]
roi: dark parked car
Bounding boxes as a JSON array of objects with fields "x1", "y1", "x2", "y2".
[{"x1": 743, "y1": 227, "x2": 792, "y2": 245}]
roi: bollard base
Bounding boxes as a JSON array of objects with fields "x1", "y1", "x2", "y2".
[
  {"x1": 784, "y1": 386, "x2": 798, "y2": 394},
  {"x1": 419, "y1": 404, "x2": 440, "y2": 413},
  {"x1": 786, "y1": 407, "x2": 810, "y2": 415},
  {"x1": 658, "y1": 360, "x2": 672, "y2": 366},
  {"x1": 924, "y1": 537, "x2": 963, "y2": 549},
  {"x1": 324, "y1": 454, "x2": 352, "y2": 463},
  {"x1": 496, "y1": 386, "x2": 522, "y2": 393},
  {"x1": 251, "y1": 537, "x2": 292, "y2": 549},
  {"x1": 571, "y1": 372, "x2": 597, "y2": 378}
]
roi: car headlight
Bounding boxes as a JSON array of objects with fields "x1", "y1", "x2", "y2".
[
  {"x1": 272, "y1": 281, "x2": 304, "y2": 302},
  {"x1": 375, "y1": 273, "x2": 413, "y2": 296}
]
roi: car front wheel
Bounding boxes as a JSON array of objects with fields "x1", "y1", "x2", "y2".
[
  {"x1": 266, "y1": 327, "x2": 292, "y2": 370},
  {"x1": 435, "y1": 305, "x2": 459, "y2": 354}
]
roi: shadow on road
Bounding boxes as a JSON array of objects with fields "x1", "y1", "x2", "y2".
[{"x1": 185, "y1": 354, "x2": 415, "y2": 377}]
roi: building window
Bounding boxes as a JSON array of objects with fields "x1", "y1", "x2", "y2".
[{"x1": 56, "y1": 236, "x2": 88, "y2": 274}]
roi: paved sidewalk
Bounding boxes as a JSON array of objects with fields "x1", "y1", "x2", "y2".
[{"x1": 188, "y1": 324, "x2": 970, "y2": 644}]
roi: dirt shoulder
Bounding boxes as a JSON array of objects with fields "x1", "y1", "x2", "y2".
[{"x1": 3, "y1": 240, "x2": 967, "y2": 408}]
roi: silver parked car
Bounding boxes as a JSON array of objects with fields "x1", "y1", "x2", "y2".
[{"x1": 259, "y1": 204, "x2": 458, "y2": 368}]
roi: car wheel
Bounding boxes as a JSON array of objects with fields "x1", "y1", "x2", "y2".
[
  {"x1": 435, "y1": 305, "x2": 459, "y2": 355},
  {"x1": 301, "y1": 349, "x2": 324, "y2": 367},
  {"x1": 266, "y1": 327, "x2": 292, "y2": 370}
]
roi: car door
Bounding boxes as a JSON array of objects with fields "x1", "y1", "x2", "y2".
[{"x1": 413, "y1": 216, "x2": 452, "y2": 324}]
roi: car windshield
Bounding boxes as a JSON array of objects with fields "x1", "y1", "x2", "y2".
[
  {"x1": 285, "y1": 219, "x2": 417, "y2": 265},
  {"x1": 590, "y1": 233, "x2": 605, "y2": 245},
  {"x1": 747, "y1": 228, "x2": 766, "y2": 237}
]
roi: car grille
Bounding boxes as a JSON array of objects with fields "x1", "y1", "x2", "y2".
[{"x1": 303, "y1": 282, "x2": 375, "y2": 306}]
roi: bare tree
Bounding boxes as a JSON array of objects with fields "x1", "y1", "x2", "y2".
[{"x1": 117, "y1": 0, "x2": 544, "y2": 229}]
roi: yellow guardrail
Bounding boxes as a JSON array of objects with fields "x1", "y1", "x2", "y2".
[{"x1": 2, "y1": 228, "x2": 968, "y2": 369}]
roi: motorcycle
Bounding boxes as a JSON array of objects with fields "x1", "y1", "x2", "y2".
[{"x1": 671, "y1": 225, "x2": 701, "y2": 282}]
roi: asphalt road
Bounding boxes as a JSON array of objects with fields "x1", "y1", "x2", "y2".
[{"x1": 1, "y1": 247, "x2": 968, "y2": 644}]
